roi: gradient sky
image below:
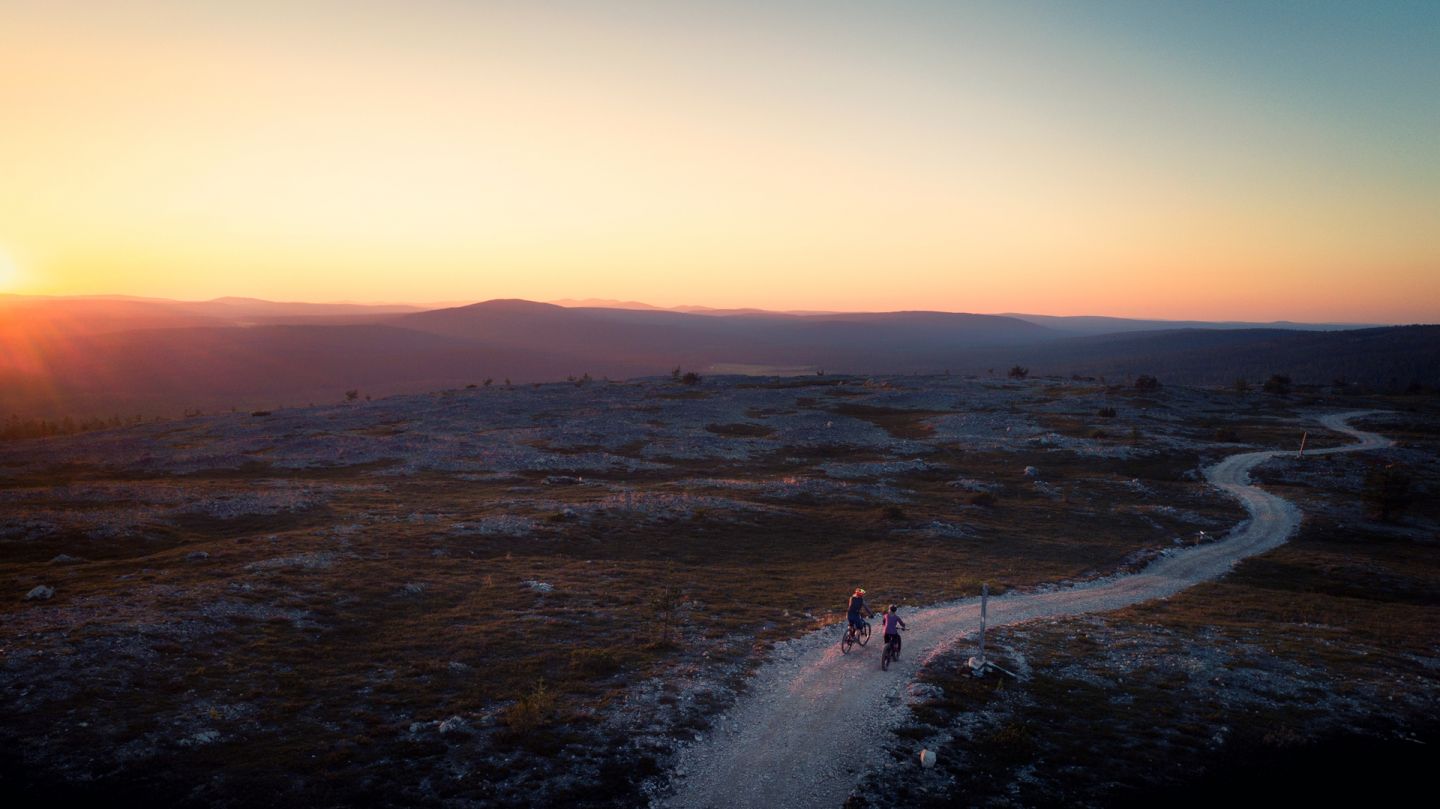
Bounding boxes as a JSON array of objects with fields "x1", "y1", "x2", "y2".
[{"x1": 2, "y1": 0, "x2": 1437, "y2": 321}]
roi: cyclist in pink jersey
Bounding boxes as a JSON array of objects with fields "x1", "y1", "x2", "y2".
[{"x1": 881, "y1": 604, "x2": 907, "y2": 659}]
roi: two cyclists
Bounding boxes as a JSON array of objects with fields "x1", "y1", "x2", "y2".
[{"x1": 844, "y1": 587, "x2": 907, "y2": 666}]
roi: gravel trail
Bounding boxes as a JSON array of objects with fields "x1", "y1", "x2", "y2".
[{"x1": 660, "y1": 412, "x2": 1390, "y2": 809}]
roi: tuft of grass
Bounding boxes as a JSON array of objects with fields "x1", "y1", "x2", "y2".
[{"x1": 502, "y1": 679, "x2": 556, "y2": 733}]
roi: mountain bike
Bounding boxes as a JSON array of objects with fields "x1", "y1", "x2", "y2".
[
  {"x1": 840, "y1": 619, "x2": 870, "y2": 654},
  {"x1": 881, "y1": 628, "x2": 905, "y2": 671}
]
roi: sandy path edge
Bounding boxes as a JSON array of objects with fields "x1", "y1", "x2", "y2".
[{"x1": 658, "y1": 411, "x2": 1391, "y2": 809}]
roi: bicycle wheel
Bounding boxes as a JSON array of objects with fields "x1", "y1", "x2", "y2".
[
  {"x1": 881, "y1": 643, "x2": 891, "y2": 671},
  {"x1": 841, "y1": 627, "x2": 854, "y2": 654},
  {"x1": 857, "y1": 622, "x2": 870, "y2": 646}
]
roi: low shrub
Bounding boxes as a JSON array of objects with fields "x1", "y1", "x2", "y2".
[{"x1": 503, "y1": 679, "x2": 556, "y2": 733}]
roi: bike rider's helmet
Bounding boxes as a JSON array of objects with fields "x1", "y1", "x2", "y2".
[
  {"x1": 854, "y1": 588, "x2": 866, "y2": 596},
  {"x1": 888, "y1": 604, "x2": 897, "y2": 613}
]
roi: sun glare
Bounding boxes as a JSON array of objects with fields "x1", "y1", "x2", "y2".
[{"x1": 0, "y1": 248, "x2": 18, "y2": 289}]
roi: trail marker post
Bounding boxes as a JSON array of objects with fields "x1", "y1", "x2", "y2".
[
  {"x1": 978, "y1": 583, "x2": 987, "y2": 665},
  {"x1": 968, "y1": 583, "x2": 1016, "y2": 679},
  {"x1": 1298, "y1": 431, "x2": 1308, "y2": 458}
]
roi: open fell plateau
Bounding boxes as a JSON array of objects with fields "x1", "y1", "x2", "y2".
[{"x1": 1, "y1": 375, "x2": 1435, "y2": 807}]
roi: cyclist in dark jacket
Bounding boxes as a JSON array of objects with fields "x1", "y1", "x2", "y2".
[{"x1": 847, "y1": 588, "x2": 875, "y2": 632}]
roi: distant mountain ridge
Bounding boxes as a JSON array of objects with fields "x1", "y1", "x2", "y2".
[
  {"x1": 1001, "y1": 313, "x2": 1385, "y2": 336},
  {"x1": 0, "y1": 294, "x2": 1432, "y2": 418},
  {"x1": 541, "y1": 296, "x2": 1383, "y2": 331}
]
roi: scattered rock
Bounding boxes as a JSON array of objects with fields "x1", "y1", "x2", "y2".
[
  {"x1": 906, "y1": 682, "x2": 943, "y2": 703},
  {"x1": 919, "y1": 748, "x2": 937, "y2": 768},
  {"x1": 401, "y1": 582, "x2": 427, "y2": 595},
  {"x1": 25, "y1": 585, "x2": 54, "y2": 601},
  {"x1": 1023, "y1": 466, "x2": 1040, "y2": 478},
  {"x1": 177, "y1": 730, "x2": 221, "y2": 747},
  {"x1": 947, "y1": 478, "x2": 999, "y2": 493},
  {"x1": 1032, "y1": 480, "x2": 1062, "y2": 499},
  {"x1": 523, "y1": 580, "x2": 554, "y2": 593},
  {"x1": 921, "y1": 520, "x2": 973, "y2": 538},
  {"x1": 438, "y1": 716, "x2": 469, "y2": 735},
  {"x1": 49, "y1": 554, "x2": 84, "y2": 564},
  {"x1": 186, "y1": 551, "x2": 210, "y2": 561}
]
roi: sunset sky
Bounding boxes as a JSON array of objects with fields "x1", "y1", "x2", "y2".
[{"x1": 2, "y1": 0, "x2": 1437, "y2": 322}]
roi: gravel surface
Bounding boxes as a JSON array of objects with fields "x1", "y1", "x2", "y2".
[{"x1": 659, "y1": 411, "x2": 1391, "y2": 809}]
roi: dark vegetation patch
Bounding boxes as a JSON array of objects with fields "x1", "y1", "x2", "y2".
[{"x1": 829, "y1": 403, "x2": 944, "y2": 440}]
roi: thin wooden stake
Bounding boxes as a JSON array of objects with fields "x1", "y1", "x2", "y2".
[
  {"x1": 979, "y1": 582, "x2": 988, "y2": 663},
  {"x1": 1298, "y1": 431, "x2": 1309, "y2": 458},
  {"x1": 969, "y1": 583, "x2": 989, "y2": 676}
]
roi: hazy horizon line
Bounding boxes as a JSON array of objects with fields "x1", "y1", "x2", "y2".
[{"x1": 1, "y1": 290, "x2": 1410, "y2": 327}]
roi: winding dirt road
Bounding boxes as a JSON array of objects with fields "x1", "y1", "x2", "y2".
[{"x1": 661, "y1": 412, "x2": 1391, "y2": 809}]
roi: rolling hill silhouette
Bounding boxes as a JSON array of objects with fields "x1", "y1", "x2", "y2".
[{"x1": 0, "y1": 296, "x2": 1433, "y2": 418}]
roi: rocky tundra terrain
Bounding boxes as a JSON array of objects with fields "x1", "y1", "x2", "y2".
[{"x1": 2, "y1": 374, "x2": 1435, "y2": 807}]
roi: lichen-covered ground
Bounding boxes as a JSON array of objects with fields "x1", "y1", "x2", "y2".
[{"x1": 1, "y1": 375, "x2": 1428, "y2": 807}]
